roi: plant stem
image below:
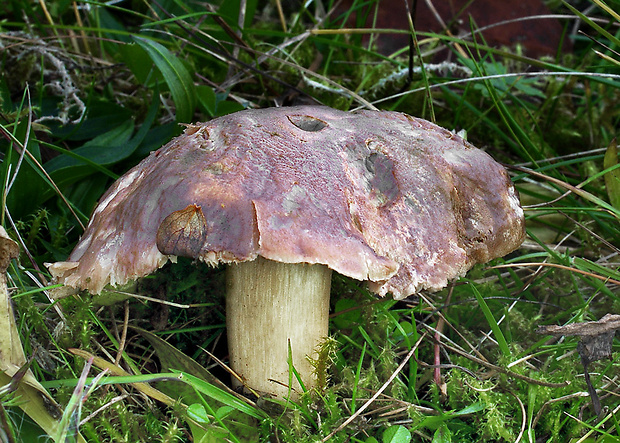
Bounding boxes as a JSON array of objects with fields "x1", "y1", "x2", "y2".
[{"x1": 226, "y1": 257, "x2": 332, "y2": 399}]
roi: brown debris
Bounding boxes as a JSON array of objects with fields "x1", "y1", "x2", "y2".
[{"x1": 537, "y1": 314, "x2": 620, "y2": 415}]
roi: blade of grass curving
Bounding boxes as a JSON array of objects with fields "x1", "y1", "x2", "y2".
[
  {"x1": 512, "y1": 165, "x2": 620, "y2": 218},
  {"x1": 45, "y1": 121, "x2": 132, "y2": 177},
  {"x1": 69, "y1": 348, "x2": 182, "y2": 406},
  {"x1": 44, "y1": 90, "x2": 161, "y2": 194},
  {"x1": 173, "y1": 371, "x2": 267, "y2": 420},
  {"x1": 465, "y1": 40, "x2": 543, "y2": 163},
  {"x1": 563, "y1": 1, "x2": 620, "y2": 48},
  {"x1": 369, "y1": 70, "x2": 620, "y2": 110},
  {"x1": 471, "y1": 285, "x2": 511, "y2": 358},
  {"x1": 569, "y1": 257, "x2": 620, "y2": 284},
  {"x1": 603, "y1": 139, "x2": 620, "y2": 209},
  {"x1": 287, "y1": 339, "x2": 306, "y2": 398},
  {"x1": 440, "y1": 86, "x2": 520, "y2": 151},
  {"x1": 491, "y1": 262, "x2": 620, "y2": 287},
  {"x1": 350, "y1": 342, "x2": 366, "y2": 414},
  {"x1": 5, "y1": 87, "x2": 32, "y2": 197},
  {"x1": 140, "y1": 11, "x2": 216, "y2": 28},
  {"x1": 0, "y1": 123, "x2": 86, "y2": 229},
  {"x1": 145, "y1": 3, "x2": 318, "y2": 105},
  {"x1": 594, "y1": 50, "x2": 620, "y2": 66},
  {"x1": 404, "y1": 0, "x2": 435, "y2": 122},
  {"x1": 357, "y1": 325, "x2": 381, "y2": 357},
  {"x1": 590, "y1": 0, "x2": 620, "y2": 22},
  {"x1": 177, "y1": 29, "x2": 377, "y2": 109},
  {"x1": 134, "y1": 36, "x2": 196, "y2": 123},
  {"x1": 55, "y1": 358, "x2": 98, "y2": 443}
]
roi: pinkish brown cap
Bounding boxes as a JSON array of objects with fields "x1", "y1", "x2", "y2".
[{"x1": 47, "y1": 106, "x2": 525, "y2": 299}]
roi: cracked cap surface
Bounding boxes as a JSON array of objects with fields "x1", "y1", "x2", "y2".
[{"x1": 48, "y1": 106, "x2": 525, "y2": 299}]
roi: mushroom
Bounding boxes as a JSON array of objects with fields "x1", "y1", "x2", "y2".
[{"x1": 48, "y1": 106, "x2": 525, "y2": 399}]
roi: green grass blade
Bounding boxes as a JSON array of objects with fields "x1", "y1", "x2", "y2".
[
  {"x1": 604, "y1": 139, "x2": 620, "y2": 209},
  {"x1": 173, "y1": 371, "x2": 267, "y2": 420},
  {"x1": 562, "y1": 1, "x2": 620, "y2": 49},
  {"x1": 471, "y1": 285, "x2": 511, "y2": 358},
  {"x1": 134, "y1": 36, "x2": 196, "y2": 123},
  {"x1": 351, "y1": 342, "x2": 366, "y2": 414}
]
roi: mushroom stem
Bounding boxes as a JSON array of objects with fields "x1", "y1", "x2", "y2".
[{"x1": 226, "y1": 257, "x2": 332, "y2": 399}]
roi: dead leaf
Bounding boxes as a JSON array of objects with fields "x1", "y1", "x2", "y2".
[
  {"x1": 156, "y1": 204, "x2": 208, "y2": 257},
  {"x1": 69, "y1": 348, "x2": 180, "y2": 407},
  {"x1": 130, "y1": 326, "x2": 249, "y2": 405},
  {"x1": 537, "y1": 314, "x2": 620, "y2": 416}
]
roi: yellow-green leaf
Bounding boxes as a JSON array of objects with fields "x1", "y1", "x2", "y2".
[{"x1": 603, "y1": 138, "x2": 620, "y2": 210}]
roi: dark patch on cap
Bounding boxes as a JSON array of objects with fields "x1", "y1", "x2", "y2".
[
  {"x1": 366, "y1": 152, "x2": 400, "y2": 205},
  {"x1": 287, "y1": 115, "x2": 328, "y2": 132}
]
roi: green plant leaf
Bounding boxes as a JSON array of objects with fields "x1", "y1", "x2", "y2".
[
  {"x1": 173, "y1": 371, "x2": 266, "y2": 420},
  {"x1": 130, "y1": 326, "x2": 229, "y2": 405},
  {"x1": 47, "y1": 100, "x2": 133, "y2": 141},
  {"x1": 333, "y1": 298, "x2": 361, "y2": 329},
  {"x1": 562, "y1": 1, "x2": 620, "y2": 50},
  {"x1": 118, "y1": 42, "x2": 161, "y2": 84},
  {"x1": 44, "y1": 92, "x2": 160, "y2": 200},
  {"x1": 134, "y1": 36, "x2": 196, "y2": 122},
  {"x1": 383, "y1": 425, "x2": 412, "y2": 443},
  {"x1": 196, "y1": 85, "x2": 217, "y2": 117},
  {"x1": 214, "y1": 98, "x2": 246, "y2": 116},
  {"x1": 45, "y1": 119, "x2": 133, "y2": 175},
  {"x1": 187, "y1": 403, "x2": 210, "y2": 424},
  {"x1": 471, "y1": 285, "x2": 511, "y2": 358},
  {"x1": 603, "y1": 139, "x2": 620, "y2": 209},
  {"x1": 432, "y1": 424, "x2": 452, "y2": 443}
]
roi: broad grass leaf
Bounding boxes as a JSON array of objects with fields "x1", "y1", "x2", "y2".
[
  {"x1": 432, "y1": 424, "x2": 452, "y2": 443},
  {"x1": 414, "y1": 403, "x2": 485, "y2": 431},
  {"x1": 132, "y1": 122, "x2": 179, "y2": 158},
  {"x1": 134, "y1": 36, "x2": 196, "y2": 123},
  {"x1": 196, "y1": 85, "x2": 216, "y2": 117},
  {"x1": 95, "y1": 6, "x2": 132, "y2": 43},
  {"x1": 214, "y1": 98, "x2": 246, "y2": 116},
  {"x1": 333, "y1": 298, "x2": 361, "y2": 329},
  {"x1": 118, "y1": 42, "x2": 160, "y2": 84},
  {"x1": 45, "y1": 93, "x2": 159, "y2": 195},
  {"x1": 132, "y1": 327, "x2": 265, "y2": 425},
  {"x1": 174, "y1": 371, "x2": 266, "y2": 420},
  {"x1": 46, "y1": 119, "x2": 133, "y2": 175}
]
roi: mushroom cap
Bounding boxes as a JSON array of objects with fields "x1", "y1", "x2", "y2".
[{"x1": 48, "y1": 106, "x2": 525, "y2": 299}]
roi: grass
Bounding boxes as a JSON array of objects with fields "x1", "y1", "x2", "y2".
[{"x1": 1, "y1": 0, "x2": 619, "y2": 441}]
